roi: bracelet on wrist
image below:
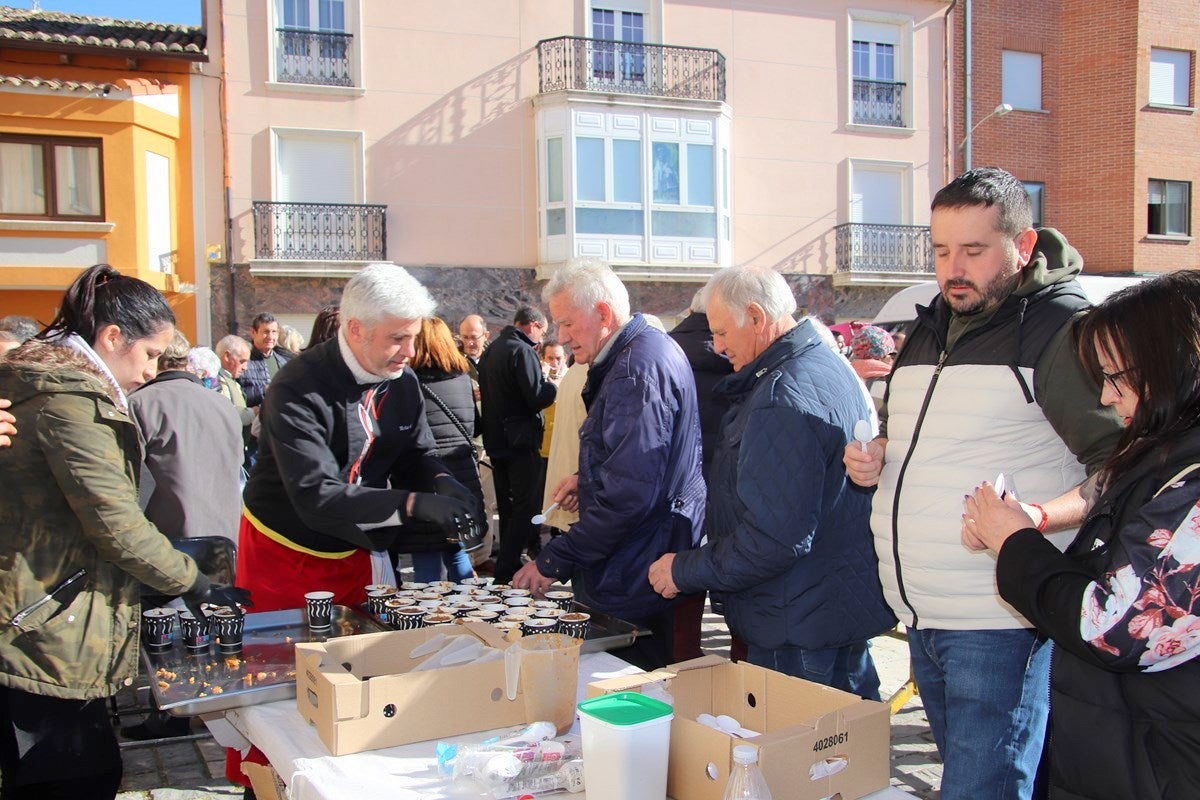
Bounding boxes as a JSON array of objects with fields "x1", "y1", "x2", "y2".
[{"x1": 1031, "y1": 503, "x2": 1048, "y2": 533}]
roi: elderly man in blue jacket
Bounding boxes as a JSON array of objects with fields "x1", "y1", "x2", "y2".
[
  {"x1": 648, "y1": 265, "x2": 896, "y2": 699},
  {"x1": 512, "y1": 258, "x2": 705, "y2": 670}
]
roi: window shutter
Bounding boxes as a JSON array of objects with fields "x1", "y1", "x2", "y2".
[
  {"x1": 277, "y1": 135, "x2": 357, "y2": 203},
  {"x1": 1149, "y1": 49, "x2": 1191, "y2": 106}
]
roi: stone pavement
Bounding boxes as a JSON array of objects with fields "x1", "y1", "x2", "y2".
[{"x1": 115, "y1": 606, "x2": 942, "y2": 799}]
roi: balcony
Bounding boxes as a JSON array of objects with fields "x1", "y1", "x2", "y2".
[
  {"x1": 537, "y1": 36, "x2": 725, "y2": 102},
  {"x1": 275, "y1": 28, "x2": 353, "y2": 87},
  {"x1": 252, "y1": 201, "x2": 386, "y2": 264},
  {"x1": 833, "y1": 222, "x2": 933, "y2": 286},
  {"x1": 852, "y1": 79, "x2": 906, "y2": 127}
]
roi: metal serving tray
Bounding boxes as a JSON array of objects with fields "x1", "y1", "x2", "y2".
[
  {"x1": 573, "y1": 603, "x2": 642, "y2": 654},
  {"x1": 141, "y1": 605, "x2": 387, "y2": 717},
  {"x1": 364, "y1": 600, "x2": 643, "y2": 654}
]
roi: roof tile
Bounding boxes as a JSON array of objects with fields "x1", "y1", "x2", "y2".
[{"x1": 0, "y1": 5, "x2": 206, "y2": 59}]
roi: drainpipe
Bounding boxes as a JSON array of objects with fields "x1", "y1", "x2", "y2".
[
  {"x1": 962, "y1": 0, "x2": 973, "y2": 172},
  {"x1": 943, "y1": 0, "x2": 958, "y2": 182},
  {"x1": 218, "y1": 0, "x2": 237, "y2": 335}
]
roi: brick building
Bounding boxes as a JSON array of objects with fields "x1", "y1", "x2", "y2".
[{"x1": 950, "y1": 0, "x2": 1199, "y2": 275}]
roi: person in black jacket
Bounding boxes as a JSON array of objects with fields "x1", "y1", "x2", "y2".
[
  {"x1": 965, "y1": 270, "x2": 1200, "y2": 800},
  {"x1": 408, "y1": 317, "x2": 484, "y2": 582},
  {"x1": 478, "y1": 306, "x2": 556, "y2": 584},
  {"x1": 237, "y1": 312, "x2": 295, "y2": 409},
  {"x1": 668, "y1": 289, "x2": 732, "y2": 480}
]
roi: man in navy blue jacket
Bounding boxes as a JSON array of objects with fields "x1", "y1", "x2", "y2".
[
  {"x1": 648, "y1": 265, "x2": 895, "y2": 699},
  {"x1": 512, "y1": 258, "x2": 705, "y2": 669}
]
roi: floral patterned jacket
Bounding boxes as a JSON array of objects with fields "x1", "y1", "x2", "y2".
[{"x1": 996, "y1": 429, "x2": 1200, "y2": 800}]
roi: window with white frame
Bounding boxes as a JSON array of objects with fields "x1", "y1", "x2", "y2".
[
  {"x1": 145, "y1": 152, "x2": 172, "y2": 272},
  {"x1": 1149, "y1": 48, "x2": 1193, "y2": 107},
  {"x1": 274, "y1": 131, "x2": 359, "y2": 203},
  {"x1": 0, "y1": 134, "x2": 103, "y2": 220},
  {"x1": 850, "y1": 162, "x2": 908, "y2": 225},
  {"x1": 275, "y1": 0, "x2": 353, "y2": 87},
  {"x1": 1002, "y1": 51, "x2": 1043, "y2": 111},
  {"x1": 849, "y1": 15, "x2": 910, "y2": 128},
  {"x1": 590, "y1": 5, "x2": 647, "y2": 86},
  {"x1": 1023, "y1": 181, "x2": 1045, "y2": 227},
  {"x1": 538, "y1": 106, "x2": 729, "y2": 267},
  {"x1": 1148, "y1": 179, "x2": 1190, "y2": 237}
]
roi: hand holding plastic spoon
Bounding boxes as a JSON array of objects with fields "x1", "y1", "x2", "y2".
[
  {"x1": 530, "y1": 501, "x2": 560, "y2": 525},
  {"x1": 853, "y1": 419, "x2": 874, "y2": 452}
]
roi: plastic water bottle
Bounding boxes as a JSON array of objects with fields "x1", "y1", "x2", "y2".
[{"x1": 722, "y1": 745, "x2": 773, "y2": 800}]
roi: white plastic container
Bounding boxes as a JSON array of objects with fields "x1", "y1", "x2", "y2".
[{"x1": 577, "y1": 691, "x2": 674, "y2": 800}]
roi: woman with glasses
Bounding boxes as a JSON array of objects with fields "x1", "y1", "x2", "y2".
[{"x1": 963, "y1": 269, "x2": 1200, "y2": 799}]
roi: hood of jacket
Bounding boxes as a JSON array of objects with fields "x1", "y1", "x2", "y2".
[{"x1": 0, "y1": 340, "x2": 119, "y2": 408}]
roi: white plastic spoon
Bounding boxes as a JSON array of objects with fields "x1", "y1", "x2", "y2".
[
  {"x1": 530, "y1": 501, "x2": 560, "y2": 525},
  {"x1": 853, "y1": 419, "x2": 874, "y2": 452}
]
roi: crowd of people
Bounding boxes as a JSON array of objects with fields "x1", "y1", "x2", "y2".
[{"x1": 0, "y1": 166, "x2": 1197, "y2": 799}]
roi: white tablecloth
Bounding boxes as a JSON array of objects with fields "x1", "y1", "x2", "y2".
[{"x1": 224, "y1": 651, "x2": 913, "y2": 800}]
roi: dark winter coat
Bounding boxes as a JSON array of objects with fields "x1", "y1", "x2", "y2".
[
  {"x1": 237, "y1": 345, "x2": 295, "y2": 408},
  {"x1": 997, "y1": 427, "x2": 1200, "y2": 800},
  {"x1": 535, "y1": 315, "x2": 706, "y2": 621},
  {"x1": 477, "y1": 326, "x2": 556, "y2": 458},
  {"x1": 668, "y1": 311, "x2": 732, "y2": 479},
  {"x1": 414, "y1": 367, "x2": 485, "y2": 519},
  {"x1": 672, "y1": 321, "x2": 896, "y2": 649},
  {"x1": 242, "y1": 338, "x2": 448, "y2": 555}
]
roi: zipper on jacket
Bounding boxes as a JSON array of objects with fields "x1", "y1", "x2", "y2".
[
  {"x1": 889, "y1": 349, "x2": 948, "y2": 628},
  {"x1": 8, "y1": 569, "x2": 87, "y2": 628}
]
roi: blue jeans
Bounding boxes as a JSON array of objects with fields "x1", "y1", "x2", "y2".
[
  {"x1": 746, "y1": 641, "x2": 881, "y2": 701},
  {"x1": 908, "y1": 627, "x2": 1050, "y2": 800},
  {"x1": 411, "y1": 546, "x2": 473, "y2": 583}
]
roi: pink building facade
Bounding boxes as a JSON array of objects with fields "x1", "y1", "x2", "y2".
[{"x1": 201, "y1": 0, "x2": 951, "y2": 338}]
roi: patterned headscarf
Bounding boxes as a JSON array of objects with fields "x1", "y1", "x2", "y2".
[{"x1": 851, "y1": 325, "x2": 896, "y2": 361}]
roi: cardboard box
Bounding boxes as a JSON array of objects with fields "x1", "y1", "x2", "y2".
[
  {"x1": 588, "y1": 655, "x2": 889, "y2": 800},
  {"x1": 295, "y1": 622, "x2": 553, "y2": 756}
]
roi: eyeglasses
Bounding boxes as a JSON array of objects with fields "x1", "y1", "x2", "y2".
[
  {"x1": 1101, "y1": 367, "x2": 1134, "y2": 396},
  {"x1": 459, "y1": 334, "x2": 485, "y2": 343}
]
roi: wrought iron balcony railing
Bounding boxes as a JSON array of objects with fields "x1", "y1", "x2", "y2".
[
  {"x1": 276, "y1": 28, "x2": 353, "y2": 87},
  {"x1": 538, "y1": 36, "x2": 725, "y2": 102},
  {"x1": 852, "y1": 79, "x2": 906, "y2": 127},
  {"x1": 835, "y1": 222, "x2": 933, "y2": 276},
  {"x1": 252, "y1": 201, "x2": 387, "y2": 261}
]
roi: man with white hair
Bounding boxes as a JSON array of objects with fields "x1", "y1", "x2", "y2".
[
  {"x1": 648, "y1": 266, "x2": 896, "y2": 698},
  {"x1": 512, "y1": 258, "x2": 705, "y2": 669},
  {"x1": 236, "y1": 264, "x2": 479, "y2": 613}
]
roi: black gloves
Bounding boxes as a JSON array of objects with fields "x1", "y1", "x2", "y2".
[
  {"x1": 434, "y1": 474, "x2": 476, "y2": 508},
  {"x1": 181, "y1": 573, "x2": 253, "y2": 622},
  {"x1": 403, "y1": 492, "x2": 476, "y2": 540}
]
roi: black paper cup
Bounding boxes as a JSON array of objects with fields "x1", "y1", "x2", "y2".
[
  {"x1": 305, "y1": 590, "x2": 334, "y2": 629},
  {"x1": 141, "y1": 607, "x2": 177, "y2": 651},
  {"x1": 211, "y1": 608, "x2": 245, "y2": 654},
  {"x1": 178, "y1": 609, "x2": 211, "y2": 651}
]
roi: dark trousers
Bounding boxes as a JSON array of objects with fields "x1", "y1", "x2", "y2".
[
  {"x1": 0, "y1": 686, "x2": 122, "y2": 800},
  {"x1": 491, "y1": 450, "x2": 545, "y2": 583},
  {"x1": 609, "y1": 607, "x2": 676, "y2": 671}
]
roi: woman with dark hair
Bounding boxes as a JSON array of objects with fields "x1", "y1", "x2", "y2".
[
  {"x1": 0, "y1": 264, "x2": 248, "y2": 800},
  {"x1": 306, "y1": 304, "x2": 341, "y2": 349},
  {"x1": 405, "y1": 317, "x2": 483, "y2": 582},
  {"x1": 964, "y1": 270, "x2": 1200, "y2": 799}
]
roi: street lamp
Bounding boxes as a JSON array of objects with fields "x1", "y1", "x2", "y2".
[{"x1": 960, "y1": 103, "x2": 1013, "y2": 170}]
